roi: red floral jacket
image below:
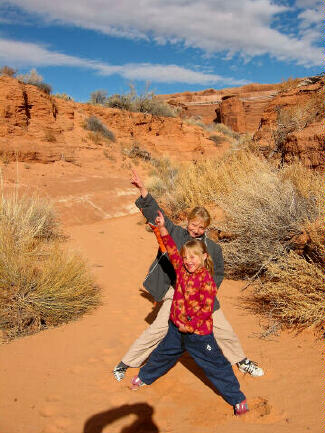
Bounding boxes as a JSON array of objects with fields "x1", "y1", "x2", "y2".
[{"x1": 161, "y1": 234, "x2": 217, "y2": 335}]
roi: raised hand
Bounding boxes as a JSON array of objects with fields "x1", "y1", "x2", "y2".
[
  {"x1": 130, "y1": 168, "x2": 148, "y2": 197},
  {"x1": 155, "y1": 210, "x2": 165, "y2": 229}
]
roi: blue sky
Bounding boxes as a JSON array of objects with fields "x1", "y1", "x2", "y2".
[{"x1": 0, "y1": 0, "x2": 323, "y2": 101}]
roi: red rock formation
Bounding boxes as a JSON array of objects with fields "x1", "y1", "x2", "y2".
[
  {"x1": 0, "y1": 76, "x2": 228, "y2": 164},
  {"x1": 253, "y1": 76, "x2": 324, "y2": 168}
]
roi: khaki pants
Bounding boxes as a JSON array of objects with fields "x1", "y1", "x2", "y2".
[{"x1": 122, "y1": 287, "x2": 245, "y2": 367}]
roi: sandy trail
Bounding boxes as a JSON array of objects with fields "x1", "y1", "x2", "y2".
[{"x1": 0, "y1": 213, "x2": 322, "y2": 433}]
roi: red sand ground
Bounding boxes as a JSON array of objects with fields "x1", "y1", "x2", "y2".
[{"x1": 0, "y1": 211, "x2": 323, "y2": 433}]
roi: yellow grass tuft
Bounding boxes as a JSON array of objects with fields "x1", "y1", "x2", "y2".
[
  {"x1": 249, "y1": 251, "x2": 325, "y2": 330},
  {"x1": 0, "y1": 194, "x2": 100, "y2": 340}
]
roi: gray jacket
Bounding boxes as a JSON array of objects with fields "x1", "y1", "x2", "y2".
[{"x1": 136, "y1": 193, "x2": 224, "y2": 309}]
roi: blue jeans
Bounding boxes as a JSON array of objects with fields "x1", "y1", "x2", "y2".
[{"x1": 139, "y1": 321, "x2": 245, "y2": 406}]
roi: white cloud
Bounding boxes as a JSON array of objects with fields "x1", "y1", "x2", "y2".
[
  {"x1": 0, "y1": 0, "x2": 322, "y2": 66},
  {"x1": 0, "y1": 38, "x2": 248, "y2": 85},
  {"x1": 295, "y1": 0, "x2": 321, "y2": 8}
]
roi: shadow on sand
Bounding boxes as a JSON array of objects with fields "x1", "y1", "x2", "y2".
[{"x1": 83, "y1": 402, "x2": 159, "y2": 433}]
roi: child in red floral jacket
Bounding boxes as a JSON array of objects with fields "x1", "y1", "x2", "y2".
[{"x1": 131, "y1": 211, "x2": 248, "y2": 416}]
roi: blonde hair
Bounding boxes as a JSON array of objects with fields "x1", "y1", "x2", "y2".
[
  {"x1": 187, "y1": 206, "x2": 211, "y2": 227},
  {"x1": 180, "y1": 239, "x2": 214, "y2": 275}
]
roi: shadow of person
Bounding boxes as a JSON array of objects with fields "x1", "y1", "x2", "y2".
[
  {"x1": 138, "y1": 288, "x2": 162, "y2": 325},
  {"x1": 83, "y1": 402, "x2": 159, "y2": 433}
]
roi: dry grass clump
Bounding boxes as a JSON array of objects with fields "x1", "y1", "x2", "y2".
[
  {"x1": 214, "y1": 123, "x2": 240, "y2": 140},
  {"x1": 149, "y1": 150, "x2": 268, "y2": 215},
  {"x1": 0, "y1": 194, "x2": 100, "y2": 340},
  {"x1": 0, "y1": 194, "x2": 59, "y2": 244},
  {"x1": 219, "y1": 167, "x2": 319, "y2": 277},
  {"x1": 248, "y1": 251, "x2": 324, "y2": 330},
  {"x1": 277, "y1": 77, "x2": 301, "y2": 93}
]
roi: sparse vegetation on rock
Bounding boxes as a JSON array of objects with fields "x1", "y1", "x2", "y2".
[
  {"x1": 83, "y1": 116, "x2": 116, "y2": 142},
  {"x1": 17, "y1": 68, "x2": 52, "y2": 94},
  {"x1": 89, "y1": 85, "x2": 177, "y2": 117}
]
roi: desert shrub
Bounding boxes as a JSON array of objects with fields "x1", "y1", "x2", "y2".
[
  {"x1": 248, "y1": 251, "x2": 324, "y2": 330},
  {"x1": 0, "y1": 194, "x2": 100, "y2": 340},
  {"x1": 128, "y1": 144, "x2": 151, "y2": 160},
  {"x1": 0, "y1": 194, "x2": 59, "y2": 245},
  {"x1": 106, "y1": 93, "x2": 134, "y2": 111},
  {"x1": 17, "y1": 68, "x2": 52, "y2": 94},
  {"x1": 184, "y1": 117, "x2": 214, "y2": 131},
  {"x1": 147, "y1": 157, "x2": 179, "y2": 201},
  {"x1": 83, "y1": 116, "x2": 115, "y2": 142},
  {"x1": 134, "y1": 93, "x2": 176, "y2": 117},
  {"x1": 214, "y1": 123, "x2": 240, "y2": 140},
  {"x1": 218, "y1": 168, "x2": 320, "y2": 277},
  {"x1": 0, "y1": 237, "x2": 99, "y2": 339},
  {"x1": 208, "y1": 135, "x2": 225, "y2": 146},
  {"x1": 90, "y1": 90, "x2": 107, "y2": 105},
  {"x1": 0, "y1": 65, "x2": 16, "y2": 77},
  {"x1": 106, "y1": 86, "x2": 176, "y2": 117},
  {"x1": 54, "y1": 93, "x2": 73, "y2": 101},
  {"x1": 277, "y1": 77, "x2": 301, "y2": 93}
]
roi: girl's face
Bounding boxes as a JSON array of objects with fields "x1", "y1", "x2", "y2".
[
  {"x1": 187, "y1": 218, "x2": 207, "y2": 238},
  {"x1": 183, "y1": 249, "x2": 207, "y2": 273}
]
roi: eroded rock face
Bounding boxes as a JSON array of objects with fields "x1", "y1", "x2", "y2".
[
  {"x1": 252, "y1": 76, "x2": 324, "y2": 168},
  {"x1": 0, "y1": 76, "x2": 226, "y2": 164},
  {"x1": 161, "y1": 83, "x2": 279, "y2": 131}
]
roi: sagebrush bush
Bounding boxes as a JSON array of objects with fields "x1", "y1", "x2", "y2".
[
  {"x1": 90, "y1": 90, "x2": 107, "y2": 105},
  {"x1": 218, "y1": 169, "x2": 320, "y2": 277},
  {"x1": 106, "y1": 87, "x2": 176, "y2": 117},
  {"x1": 0, "y1": 194, "x2": 100, "y2": 340},
  {"x1": 83, "y1": 116, "x2": 115, "y2": 142}
]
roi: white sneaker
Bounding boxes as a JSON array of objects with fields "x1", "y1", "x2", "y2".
[
  {"x1": 113, "y1": 365, "x2": 127, "y2": 381},
  {"x1": 237, "y1": 358, "x2": 264, "y2": 377}
]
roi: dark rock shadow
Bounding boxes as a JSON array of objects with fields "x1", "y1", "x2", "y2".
[{"x1": 83, "y1": 402, "x2": 159, "y2": 433}]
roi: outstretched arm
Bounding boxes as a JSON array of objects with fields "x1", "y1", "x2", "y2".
[
  {"x1": 131, "y1": 169, "x2": 175, "y2": 232},
  {"x1": 155, "y1": 211, "x2": 182, "y2": 272},
  {"x1": 130, "y1": 168, "x2": 148, "y2": 198}
]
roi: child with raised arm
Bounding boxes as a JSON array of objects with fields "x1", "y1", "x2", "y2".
[
  {"x1": 130, "y1": 210, "x2": 248, "y2": 416},
  {"x1": 113, "y1": 170, "x2": 264, "y2": 381}
]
